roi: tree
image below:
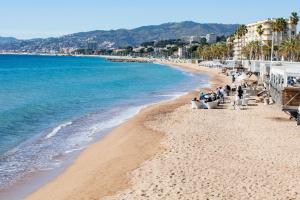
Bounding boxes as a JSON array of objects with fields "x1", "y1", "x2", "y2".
[
  {"x1": 226, "y1": 35, "x2": 235, "y2": 58},
  {"x1": 277, "y1": 18, "x2": 288, "y2": 42},
  {"x1": 187, "y1": 45, "x2": 199, "y2": 58},
  {"x1": 290, "y1": 12, "x2": 299, "y2": 38},
  {"x1": 279, "y1": 38, "x2": 297, "y2": 61},
  {"x1": 241, "y1": 41, "x2": 260, "y2": 60},
  {"x1": 256, "y1": 24, "x2": 264, "y2": 60},
  {"x1": 271, "y1": 20, "x2": 279, "y2": 61},
  {"x1": 262, "y1": 41, "x2": 272, "y2": 60},
  {"x1": 239, "y1": 25, "x2": 248, "y2": 48},
  {"x1": 235, "y1": 25, "x2": 248, "y2": 60},
  {"x1": 290, "y1": 12, "x2": 299, "y2": 25},
  {"x1": 198, "y1": 43, "x2": 228, "y2": 60},
  {"x1": 146, "y1": 47, "x2": 154, "y2": 53},
  {"x1": 271, "y1": 18, "x2": 287, "y2": 61}
]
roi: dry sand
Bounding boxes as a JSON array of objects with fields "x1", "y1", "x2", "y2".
[{"x1": 26, "y1": 60, "x2": 300, "y2": 200}]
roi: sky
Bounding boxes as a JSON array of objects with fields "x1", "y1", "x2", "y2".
[{"x1": 0, "y1": 0, "x2": 299, "y2": 39}]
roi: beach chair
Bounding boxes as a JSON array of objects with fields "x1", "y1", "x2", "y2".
[
  {"x1": 206, "y1": 100, "x2": 218, "y2": 109},
  {"x1": 191, "y1": 100, "x2": 200, "y2": 109}
]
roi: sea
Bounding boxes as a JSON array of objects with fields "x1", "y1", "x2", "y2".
[{"x1": 0, "y1": 54, "x2": 209, "y2": 199}]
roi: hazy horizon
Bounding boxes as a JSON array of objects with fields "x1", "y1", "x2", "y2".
[{"x1": 1, "y1": 0, "x2": 299, "y2": 39}]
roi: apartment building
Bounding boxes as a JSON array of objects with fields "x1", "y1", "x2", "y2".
[
  {"x1": 206, "y1": 33, "x2": 217, "y2": 44},
  {"x1": 233, "y1": 18, "x2": 297, "y2": 60}
]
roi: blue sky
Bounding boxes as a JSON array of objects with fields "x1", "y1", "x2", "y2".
[{"x1": 0, "y1": 0, "x2": 299, "y2": 39}]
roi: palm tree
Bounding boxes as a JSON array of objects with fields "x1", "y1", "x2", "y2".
[
  {"x1": 290, "y1": 12, "x2": 299, "y2": 25},
  {"x1": 262, "y1": 41, "x2": 272, "y2": 60},
  {"x1": 279, "y1": 39, "x2": 297, "y2": 61},
  {"x1": 256, "y1": 24, "x2": 264, "y2": 60},
  {"x1": 226, "y1": 35, "x2": 235, "y2": 59},
  {"x1": 271, "y1": 20, "x2": 280, "y2": 61},
  {"x1": 241, "y1": 41, "x2": 260, "y2": 60},
  {"x1": 290, "y1": 12, "x2": 299, "y2": 37},
  {"x1": 239, "y1": 25, "x2": 248, "y2": 48},
  {"x1": 241, "y1": 45, "x2": 251, "y2": 59},
  {"x1": 277, "y1": 18, "x2": 288, "y2": 42},
  {"x1": 236, "y1": 25, "x2": 248, "y2": 60},
  {"x1": 296, "y1": 34, "x2": 300, "y2": 61}
]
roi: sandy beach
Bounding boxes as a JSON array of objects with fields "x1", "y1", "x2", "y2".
[{"x1": 26, "y1": 60, "x2": 300, "y2": 200}]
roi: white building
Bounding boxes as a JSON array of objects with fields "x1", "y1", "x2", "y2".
[
  {"x1": 206, "y1": 33, "x2": 217, "y2": 44},
  {"x1": 233, "y1": 18, "x2": 297, "y2": 60},
  {"x1": 178, "y1": 47, "x2": 187, "y2": 58},
  {"x1": 189, "y1": 36, "x2": 205, "y2": 44},
  {"x1": 87, "y1": 41, "x2": 98, "y2": 50}
]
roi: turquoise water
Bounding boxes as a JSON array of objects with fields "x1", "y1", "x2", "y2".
[{"x1": 0, "y1": 55, "x2": 208, "y2": 194}]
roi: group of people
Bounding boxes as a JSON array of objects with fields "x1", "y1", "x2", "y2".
[
  {"x1": 288, "y1": 76, "x2": 300, "y2": 86},
  {"x1": 197, "y1": 86, "x2": 227, "y2": 103},
  {"x1": 192, "y1": 84, "x2": 245, "y2": 104}
]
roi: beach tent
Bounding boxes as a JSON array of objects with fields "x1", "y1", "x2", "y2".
[{"x1": 270, "y1": 65, "x2": 300, "y2": 88}]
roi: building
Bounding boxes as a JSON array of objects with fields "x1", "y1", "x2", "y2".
[
  {"x1": 60, "y1": 47, "x2": 76, "y2": 55},
  {"x1": 206, "y1": 33, "x2": 217, "y2": 44},
  {"x1": 233, "y1": 18, "x2": 297, "y2": 60},
  {"x1": 87, "y1": 41, "x2": 98, "y2": 51},
  {"x1": 178, "y1": 47, "x2": 187, "y2": 58}
]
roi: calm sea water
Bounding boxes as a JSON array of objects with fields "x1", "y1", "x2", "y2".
[{"x1": 0, "y1": 55, "x2": 208, "y2": 197}]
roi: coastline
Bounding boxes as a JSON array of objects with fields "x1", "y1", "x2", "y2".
[
  {"x1": 25, "y1": 59, "x2": 225, "y2": 200},
  {"x1": 24, "y1": 57, "x2": 300, "y2": 200}
]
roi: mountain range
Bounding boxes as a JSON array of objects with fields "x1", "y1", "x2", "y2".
[{"x1": 0, "y1": 21, "x2": 239, "y2": 52}]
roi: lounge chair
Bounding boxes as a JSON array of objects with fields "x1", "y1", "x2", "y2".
[
  {"x1": 191, "y1": 100, "x2": 207, "y2": 109},
  {"x1": 191, "y1": 100, "x2": 200, "y2": 109},
  {"x1": 206, "y1": 100, "x2": 219, "y2": 109}
]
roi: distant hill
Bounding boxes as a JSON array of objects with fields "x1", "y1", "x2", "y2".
[{"x1": 0, "y1": 21, "x2": 239, "y2": 51}]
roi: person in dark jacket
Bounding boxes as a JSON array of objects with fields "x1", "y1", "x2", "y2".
[{"x1": 237, "y1": 86, "x2": 243, "y2": 99}]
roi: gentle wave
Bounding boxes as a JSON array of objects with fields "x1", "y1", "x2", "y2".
[{"x1": 45, "y1": 121, "x2": 73, "y2": 139}]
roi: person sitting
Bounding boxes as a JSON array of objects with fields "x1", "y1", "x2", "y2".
[
  {"x1": 192, "y1": 97, "x2": 198, "y2": 102},
  {"x1": 205, "y1": 96, "x2": 213, "y2": 103},
  {"x1": 210, "y1": 93, "x2": 217, "y2": 101},
  {"x1": 199, "y1": 92, "x2": 206, "y2": 100}
]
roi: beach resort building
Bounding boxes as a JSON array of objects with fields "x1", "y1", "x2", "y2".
[{"x1": 233, "y1": 18, "x2": 297, "y2": 60}]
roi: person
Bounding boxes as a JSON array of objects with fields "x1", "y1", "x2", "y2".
[
  {"x1": 237, "y1": 85, "x2": 243, "y2": 99},
  {"x1": 199, "y1": 92, "x2": 205, "y2": 100},
  {"x1": 219, "y1": 87, "x2": 225, "y2": 103},
  {"x1": 225, "y1": 85, "x2": 231, "y2": 96},
  {"x1": 216, "y1": 87, "x2": 221, "y2": 97},
  {"x1": 205, "y1": 96, "x2": 212, "y2": 103},
  {"x1": 232, "y1": 75, "x2": 236, "y2": 83},
  {"x1": 211, "y1": 93, "x2": 217, "y2": 101}
]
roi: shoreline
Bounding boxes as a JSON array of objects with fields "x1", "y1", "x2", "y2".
[{"x1": 25, "y1": 59, "x2": 225, "y2": 200}]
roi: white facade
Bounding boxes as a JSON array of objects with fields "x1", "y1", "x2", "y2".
[
  {"x1": 206, "y1": 33, "x2": 217, "y2": 44},
  {"x1": 233, "y1": 18, "x2": 297, "y2": 60},
  {"x1": 189, "y1": 36, "x2": 205, "y2": 44},
  {"x1": 178, "y1": 47, "x2": 187, "y2": 58}
]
